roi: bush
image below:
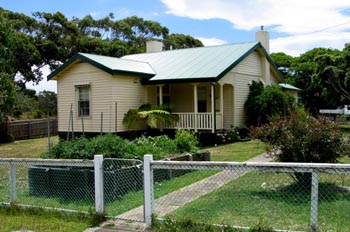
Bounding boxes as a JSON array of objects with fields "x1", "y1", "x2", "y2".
[
  {"x1": 251, "y1": 113, "x2": 349, "y2": 185},
  {"x1": 46, "y1": 132, "x2": 200, "y2": 160},
  {"x1": 245, "y1": 81, "x2": 297, "y2": 126},
  {"x1": 174, "y1": 129, "x2": 199, "y2": 153},
  {"x1": 216, "y1": 125, "x2": 240, "y2": 144}
]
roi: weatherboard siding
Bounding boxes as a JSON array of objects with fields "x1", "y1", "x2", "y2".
[
  {"x1": 112, "y1": 76, "x2": 147, "y2": 132},
  {"x1": 233, "y1": 73, "x2": 260, "y2": 127},
  {"x1": 232, "y1": 51, "x2": 261, "y2": 76},
  {"x1": 56, "y1": 62, "x2": 146, "y2": 133}
]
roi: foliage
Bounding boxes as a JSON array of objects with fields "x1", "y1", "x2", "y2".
[
  {"x1": 123, "y1": 104, "x2": 179, "y2": 129},
  {"x1": 0, "y1": 7, "x2": 203, "y2": 88},
  {"x1": 245, "y1": 81, "x2": 297, "y2": 126},
  {"x1": 37, "y1": 90, "x2": 57, "y2": 116},
  {"x1": 45, "y1": 132, "x2": 200, "y2": 160},
  {"x1": 251, "y1": 113, "x2": 349, "y2": 184},
  {"x1": 216, "y1": 125, "x2": 241, "y2": 144},
  {"x1": 0, "y1": 73, "x2": 16, "y2": 123},
  {"x1": 271, "y1": 45, "x2": 350, "y2": 115},
  {"x1": 244, "y1": 81, "x2": 264, "y2": 126},
  {"x1": 173, "y1": 129, "x2": 199, "y2": 153},
  {"x1": 251, "y1": 113, "x2": 347, "y2": 163}
]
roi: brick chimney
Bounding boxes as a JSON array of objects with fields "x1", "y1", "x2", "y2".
[{"x1": 255, "y1": 26, "x2": 270, "y2": 53}]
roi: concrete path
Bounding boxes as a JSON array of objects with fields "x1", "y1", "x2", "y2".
[{"x1": 84, "y1": 152, "x2": 272, "y2": 231}]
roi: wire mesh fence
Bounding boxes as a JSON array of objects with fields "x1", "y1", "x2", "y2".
[
  {"x1": 0, "y1": 158, "x2": 95, "y2": 212},
  {"x1": 103, "y1": 158, "x2": 144, "y2": 221},
  {"x1": 148, "y1": 160, "x2": 350, "y2": 231}
]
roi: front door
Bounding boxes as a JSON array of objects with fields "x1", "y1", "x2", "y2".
[{"x1": 198, "y1": 86, "x2": 207, "y2": 112}]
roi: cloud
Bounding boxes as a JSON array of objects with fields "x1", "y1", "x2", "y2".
[
  {"x1": 161, "y1": 0, "x2": 349, "y2": 34},
  {"x1": 25, "y1": 65, "x2": 57, "y2": 93},
  {"x1": 161, "y1": 0, "x2": 350, "y2": 55},
  {"x1": 271, "y1": 31, "x2": 350, "y2": 56},
  {"x1": 196, "y1": 37, "x2": 228, "y2": 46}
]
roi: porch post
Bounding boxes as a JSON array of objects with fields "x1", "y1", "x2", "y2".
[
  {"x1": 193, "y1": 84, "x2": 198, "y2": 132},
  {"x1": 158, "y1": 85, "x2": 163, "y2": 105},
  {"x1": 211, "y1": 84, "x2": 215, "y2": 133},
  {"x1": 220, "y1": 84, "x2": 224, "y2": 129}
]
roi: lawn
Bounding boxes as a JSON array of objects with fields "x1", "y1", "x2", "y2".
[
  {"x1": 0, "y1": 136, "x2": 59, "y2": 158},
  {"x1": 0, "y1": 136, "x2": 266, "y2": 230}
]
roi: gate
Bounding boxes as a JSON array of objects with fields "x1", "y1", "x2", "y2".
[{"x1": 103, "y1": 158, "x2": 144, "y2": 222}]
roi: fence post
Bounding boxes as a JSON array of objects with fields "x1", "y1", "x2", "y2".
[
  {"x1": 310, "y1": 171, "x2": 319, "y2": 232},
  {"x1": 94, "y1": 155, "x2": 104, "y2": 213},
  {"x1": 144, "y1": 154, "x2": 154, "y2": 227},
  {"x1": 9, "y1": 163, "x2": 16, "y2": 204}
]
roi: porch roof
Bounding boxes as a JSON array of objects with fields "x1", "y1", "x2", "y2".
[{"x1": 123, "y1": 41, "x2": 280, "y2": 84}]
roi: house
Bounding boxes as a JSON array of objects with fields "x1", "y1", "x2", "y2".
[{"x1": 48, "y1": 28, "x2": 298, "y2": 139}]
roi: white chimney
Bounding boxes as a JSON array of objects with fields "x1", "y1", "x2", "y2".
[
  {"x1": 255, "y1": 26, "x2": 269, "y2": 53},
  {"x1": 146, "y1": 40, "x2": 163, "y2": 53}
]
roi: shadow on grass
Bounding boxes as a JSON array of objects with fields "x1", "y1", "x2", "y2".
[{"x1": 252, "y1": 181, "x2": 350, "y2": 205}]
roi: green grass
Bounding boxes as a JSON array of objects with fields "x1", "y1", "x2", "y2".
[
  {"x1": 166, "y1": 172, "x2": 350, "y2": 231},
  {"x1": 206, "y1": 139, "x2": 265, "y2": 162},
  {"x1": 0, "y1": 205, "x2": 103, "y2": 232},
  {"x1": 0, "y1": 136, "x2": 59, "y2": 158}
]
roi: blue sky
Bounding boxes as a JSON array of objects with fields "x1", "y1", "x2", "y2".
[{"x1": 1, "y1": 0, "x2": 349, "y2": 92}]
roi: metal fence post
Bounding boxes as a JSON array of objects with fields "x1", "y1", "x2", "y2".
[
  {"x1": 310, "y1": 171, "x2": 319, "y2": 232},
  {"x1": 9, "y1": 163, "x2": 16, "y2": 204},
  {"x1": 94, "y1": 155, "x2": 104, "y2": 213},
  {"x1": 144, "y1": 154, "x2": 154, "y2": 227}
]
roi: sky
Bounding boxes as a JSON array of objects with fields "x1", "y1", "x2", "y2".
[{"x1": 1, "y1": 0, "x2": 349, "y2": 93}]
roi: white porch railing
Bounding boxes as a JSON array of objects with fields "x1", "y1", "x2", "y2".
[{"x1": 164, "y1": 112, "x2": 222, "y2": 131}]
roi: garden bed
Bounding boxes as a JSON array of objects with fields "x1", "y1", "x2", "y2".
[
  {"x1": 28, "y1": 165, "x2": 143, "y2": 202},
  {"x1": 28, "y1": 152, "x2": 210, "y2": 201}
]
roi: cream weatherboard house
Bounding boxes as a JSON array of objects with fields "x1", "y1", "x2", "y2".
[{"x1": 48, "y1": 29, "x2": 297, "y2": 139}]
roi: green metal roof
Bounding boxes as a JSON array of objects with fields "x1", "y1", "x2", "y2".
[
  {"x1": 48, "y1": 42, "x2": 283, "y2": 83},
  {"x1": 47, "y1": 53, "x2": 155, "y2": 80},
  {"x1": 123, "y1": 41, "x2": 273, "y2": 83},
  {"x1": 279, "y1": 83, "x2": 302, "y2": 92}
]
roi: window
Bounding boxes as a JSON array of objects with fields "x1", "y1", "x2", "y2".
[{"x1": 77, "y1": 85, "x2": 90, "y2": 117}]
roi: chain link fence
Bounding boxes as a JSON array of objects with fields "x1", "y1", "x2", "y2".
[
  {"x1": 0, "y1": 157, "x2": 146, "y2": 220},
  {"x1": 145, "y1": 158, "x2": 350, "y2": 231},
  {"x1": 103, "y1": 158, "x2": 144, "y2": 220},
  {"x1": 0, "y1": 158, "x2": 95, "y2": 212}
]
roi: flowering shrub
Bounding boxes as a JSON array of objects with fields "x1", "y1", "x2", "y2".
[
  {"x1": 216, "y1": 125, "x2": 241, "y2": 144},
  {"x1": 251, "y1": 113, "x2": 349, "y2": 185}
]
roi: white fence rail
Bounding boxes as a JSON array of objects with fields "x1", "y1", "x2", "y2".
[{"x1": 164, "y1": 112, "x2": 222, "y2": 130}]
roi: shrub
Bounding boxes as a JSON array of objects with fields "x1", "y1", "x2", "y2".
[
  {"x1": 245, "y1": 81, "x2": 297, "y2": 126},
  {"x1": 251, "y1": 113, "x2": 349, "y2": 185},
  {"x1": 174, "y1": 129, "x2": 199, "y2": 153},
  {"x1": 46, "y1": 132, "x2": 200, "y2": 160},
  {"x1": 216, "y1": 125, "x2": 240, "y2": 144}
]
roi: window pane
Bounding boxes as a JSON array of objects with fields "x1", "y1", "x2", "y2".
[{"x1": 77, "y1": 86, "x2": 90, "y2": 116}]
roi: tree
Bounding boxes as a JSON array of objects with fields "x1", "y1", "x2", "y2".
[
  {"x1": 0, "y1": 73, "x2": 16, "y2": 142},
  {"x1": 0, "y1": 14, "x2": 16, "y2": 142},
  {"x1": 164, "y1": 33, "x2": 204, "y2": 50},
  {"x1": 37, "y1": 91, "x2": 57, "y2": 116},
  {"x1": 270, "y1": 52, "x2": 294, "y2": 79},
  {"x1": 272, "y1": 47, "x2": 345, "y2": 115}
]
